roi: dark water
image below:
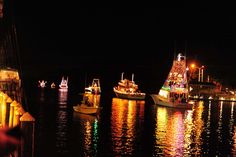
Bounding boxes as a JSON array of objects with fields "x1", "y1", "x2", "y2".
[{"x1": 27, "y1": 87, "x2": 236, "y2": 157}]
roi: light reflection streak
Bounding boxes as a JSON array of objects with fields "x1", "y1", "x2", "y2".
[
  {"x1": 229, "y1": 102, "x2": 234, "y2": 137},
  {"x1": 58, "y1": 90, "x2": 68, "y2": 107},
  {"x1": 154, "y1": 107, "x2": 184, "y2": 156},
  {"x1": 191, "y1": 101, "x2": 204, "y2": 155},
  {"x1": 233, "y1": 125, "x2": 236, "y2": 155},
  {"x1": 153, "y1": 101, "x2": 205, "y2": 156},
  {"x1": 184, "y1": 110, "x2": 193, "y2": 155},
  {"x1": 56, "y1": 90, "x2": 69, "y2": 153},
  {"x1": 74, "y1": 113, "x2": 99, "y2": 157},
  {"x1": 204, "y1": 100, "x2": 211, "y2": 155},
  {"x1": 229, "y1": 102, "x2": 235, "y2": 155},
  {"x1": 217, "y1": 101, "x2": 223, "y2": 143},
  {"x1": 111, "y1": 98, "x2": 145, "y2": 156}
]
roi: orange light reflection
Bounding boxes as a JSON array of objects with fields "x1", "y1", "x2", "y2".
[{"x1": 111, "y1": 98, "x2": 145, "y2": 156}]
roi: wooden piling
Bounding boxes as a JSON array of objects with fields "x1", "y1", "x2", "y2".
[
  {"x1": 20, "y1": 112, "x2": 35, "y2": 157},
  {"x1": 0, "y1": 93, "x2": 8, "y2": 127},
  {"x1": 9, "y1": 100, "x2": 18, "y2": 127}
]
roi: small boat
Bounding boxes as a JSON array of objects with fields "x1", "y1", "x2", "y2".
[
  {"x1": 113, "y1": 73, "x2": 146, "y2": 100},
  {"x1": 38, "y1": 80, "x2": 47, "y2": 88},
  {"x1": 84, "y1": 78, "x2": 101, "y2": 94},
  {"x1": 73, "y1": 93, "x2": 102, "y2": 115},
  {"x1": 51, "y1": 82, "x2": 56, "y2": 89},
  {"x1": 59, "y1": 76, "x2": 68, "y2": 92},
  {"x1": 151, "y1": 53, "x2": 192, "y2": 109}
]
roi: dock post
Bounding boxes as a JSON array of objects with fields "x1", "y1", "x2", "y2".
[
  {"x1": 20, "y1": 112, "x2": 35, "y2": 157},
  {"x1": 9, "y1": 100, "x2": 18, "y2": 127},
  {"x1": 0, "y1": 93, "x2": 8, "y2": 127}
]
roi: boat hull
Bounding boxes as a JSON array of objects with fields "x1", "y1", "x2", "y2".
[
  {"x1": 114, "y1": 89, "x2": 146, "y2": 100},
  {"x1": 150, "y1": 94, "x2": 192, "y2": 109},
  {"x1": 73, "y1": 105, "x2": 101, "y2": 115}
]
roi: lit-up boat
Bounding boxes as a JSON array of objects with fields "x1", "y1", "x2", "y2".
[
  {"x1": 59, "y1": 76, "x2": 68, "y2": 92},
  {"x1": 151, "y1": 53, "x2": 192, "y2": 109},
  {"x1": 38, "y1": 80, "x2": 47, "y2": 88},
  {"x1": 84, "y1": 78, "x2": 101, "y2": 94},
  {"x1": 73, "y1": 93, "x2": 102, "y2": 115},
  {"x1": 113, "y1": 73, "x2": 146, "y2": 100},
  {"x1": 51, "y1": 82, "x2": 56, "y2": 89}
]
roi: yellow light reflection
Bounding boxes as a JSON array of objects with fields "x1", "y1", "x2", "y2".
[
  {"x1": 233, "y1": 125, "x2": 236, "y2": 155},
  {"x1": 229, "y1": 102, "x2": 234, "y2": 153},
  {"x1": 155, "y1": 107, "x2": 184, "y2": 156},
  {"x1": 111, "y1": 98, "x2": 145, "y2": 156},
  {"x1": 191, "y1": 101, "x2": 204, "y2": 155},
  {"x1": 75, "y1": 114, "x2": 99, "y2": 156},
  {"x1": 84, "y1": 120, "x2": 92, "y2": 152},
  {"x1": 217, "y1": 101, "x2": 223, "y2": 144},
  {"x1": 184, "y1": 110, "x2": 193, "y2": 155}
]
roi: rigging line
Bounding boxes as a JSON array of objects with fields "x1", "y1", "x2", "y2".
[
  {"x1": 11, "y1": 15, "x2": 29, "y2": 111},
  {"x1": 14, "y1": 24, "x2": 29, "y2": 110}
]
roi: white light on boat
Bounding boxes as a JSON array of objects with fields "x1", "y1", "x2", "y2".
[
  {"x1": 188, "y1": 100, "x2": 195, "y2": 105},
  {"x1": 159, "y1": 89, "x2": 168, "y2": 98},
  {"x1": 219, "y1": 97, "x2": 225, "y2": 100},
  {"x1": 208, "y1": 96, "x2": 213, "y2": 100},
  {"x1": 230, "y1": 98, "x2": 235, "y2": 101},
  {"x1": 189, "y1": 86, "x2": 193, "y2": 91}
]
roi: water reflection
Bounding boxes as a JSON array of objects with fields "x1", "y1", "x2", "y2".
[
  {"x1": 111, "y1": 98, "x2": 145, "y2": 156},
  {"x1": 154, "y1": 101, "x2": 204, "y2": 156},
  {"x1": 217, "y1": 101, "x2": 223, "y2": 143},
  {"x1": 73, "y1": 113, "x2": 99, "y2": 157},
  {"x1": 184, "y1": 110, "x2": 193, "y2": 155},
  {"x1": 39, "y1": 89, "x2": 45, "y2": 102},
  {"x1": 154, "y1": 107, "x2": 184, "y2": 156},
  {"x1": 56, "y1": 90, "x2": 69, "y2": 154},
  {"x1": 58, "y1": 90, "x2": 68, "y2": 106},
  {"x1": 229, "y1": 102, "x2": 234, "y2": 139},
  {"x1": 191, "y1": 101, "x2": 204, "y2": 155}
]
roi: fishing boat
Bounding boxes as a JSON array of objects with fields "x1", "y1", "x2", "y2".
[
  {"x1": 151, "y1": 53, "x2": 192, "y2": 109},
  {"x1": 84, "y1": 78, "x2": 101, "y2": 94},
  {"x1": 38, "y1": 80, "x2": 47, "y2": 88},
  {"x1": 73, "y1": 93, "x2": 102, "y2": 115},
  {"x1": 59, "y1": 76, "x2": 68, "y2": 92},
  {"x1": 113, "y1": 73, "x2": 146, "y2": 100}
]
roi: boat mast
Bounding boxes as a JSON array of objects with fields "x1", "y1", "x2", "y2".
[
  {"x1": 184, "y1": 40, "x2": 189, "y2": 96},
  {"x1": 132, "y1": 73, "x2": 134, "y2": 82},
  {"x1": 121, "y1": 72, "x2": 124, "y2": 80}
]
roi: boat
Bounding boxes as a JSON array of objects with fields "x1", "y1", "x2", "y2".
[
  {"x1": 113, "y1": 73, "x2": 146, "y2": 100},
  {"x1": 84, "y1": 78, "x2": 101, "y2": 94},
  {"x1": 51, "y1": 82, "x2": 56, "y2": 89},
  {"x1": 38, "y1": 80, "x2": 47, "y2": 88},
  {"x1": 73, "y1": 93, "x2": 102, "y2": 115},
  {"x1": 150, "y1": 53, "x2": 192, "y2": 109},
  {"x1": 59, "y1": 76, "x2": 68, "y2": 92}
]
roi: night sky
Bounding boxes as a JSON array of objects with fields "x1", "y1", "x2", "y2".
[{"x1": 4, "y1": 2, "x2": 236, "y2": 88}]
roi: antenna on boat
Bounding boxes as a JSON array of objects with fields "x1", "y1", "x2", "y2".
[
  {"x1": 121, "y1": 72, "x2": 124, "y2": 80},
  {"x1": 132, "y1": 73, "x2": 134, "y2": 82}
]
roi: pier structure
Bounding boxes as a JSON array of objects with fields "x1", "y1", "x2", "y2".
[{"x1": 1, "y1": 0, "x2": 35, "y2": 156}]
